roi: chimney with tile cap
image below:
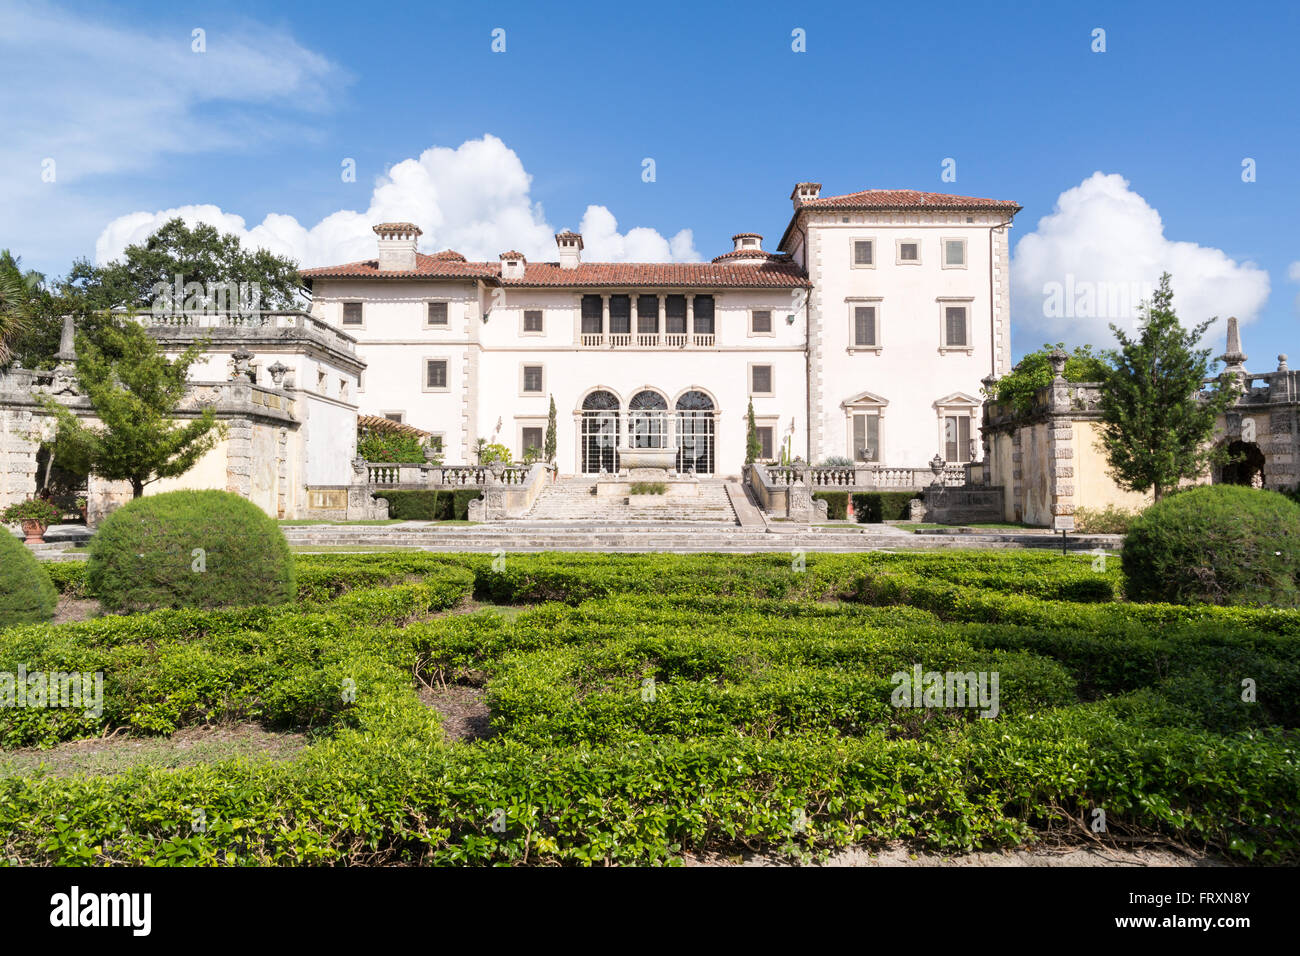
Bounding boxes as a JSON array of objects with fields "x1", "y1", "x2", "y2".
[
  {"x1": 555, "y1": 231, "x2": 583, "y2": 270},
  {"x1": 373, "y1": 222, "x2": 422, "y2": 272}
]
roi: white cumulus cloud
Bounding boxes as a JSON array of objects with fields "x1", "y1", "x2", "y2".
[
  {"x1": 94, "y1": 136, "x2": 701, "y2": 269},
  {"x1": 1012, "y1": 172, "x2": 1270, "y2": 345}
]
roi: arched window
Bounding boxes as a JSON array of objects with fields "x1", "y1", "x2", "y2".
[
  {"x1": 675, "y1": 391, "x2": 715, "y2": 473},
  {"x1": 629, "y1": 390, "x2": 668, "y2": 449},
  {"x1": 581, "y1": 390, "x2": 620, "y2": 472}
]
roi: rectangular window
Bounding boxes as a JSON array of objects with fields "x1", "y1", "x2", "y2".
[
  {"x1": 637, "y1": 295, "x2": 659, "y2": 334},
  {"x1": 384, "y1": 412, "x2": 404, "y2": 424},
  {"x1": 427, "y1": 302, "x2": 448, "y2": 326},
  {"x1": 342, "y1": 302, "x2": 363, "y2": 326},
  {"x1": 581, "y1": 294, "x2": 603, "y2": 334},
  {"x1": 898, "y1": 241, "x2": 920, "y2": 263},
  {"x1": 852, "y1": 240, "x2": 873, "y2": 266},
  {"x1": 750, "y1": 364, "x2": 773, "y2": 395},
  {"x1": 852, "y1": 414, "x2": 880, "y2": 463},
  {"x1": 693, "y1": 296, "x2": 715, "y2": 335},
  {"x1": 757, "y1": 426, "x2": 775, "y2": 461},
  {"x1": 523, "y1": 309, "x2": 543, "y2": 333},
  {"x1": 425, "y1": 359, "x2": 448, "y2": 390},
  {"x1": 429, "y1": 435, "x2": 444, "y2": 453},
  {"x1": 609, "y1": 295, "x2": 631, "y2": 335},
  {"x1": 522, "y1": 427, "x2": 544, "y2": 455},
  {"x1": 522, "y1": 365, "x2": 543, "y2": 393},
  {"x1": 665, "y1": 295, "x2": 687, "y2": 334},
  {"x1": 945, "y1": 415, "x2": 972, "y2": 463},
  {"x1": 945, "y1": 306, "x2": 968, "y2": 347},
  {"x1": 943, "y1": 239, "x2": 966, "y2": 268},
  {"x1": 853, "y1": 306, "x2": 876, "y2": 347},
  {"x1": 751, "y1": 310, "x2": 772, "y2": 334}
]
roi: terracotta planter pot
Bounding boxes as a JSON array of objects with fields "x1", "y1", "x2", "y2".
[{"x1": 20, "y1": 519, "x2": 48, "y2": 543}]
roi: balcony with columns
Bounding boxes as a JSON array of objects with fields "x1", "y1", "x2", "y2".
[{"x1": 578, "y1": 292, "x2": 716, "y2": 349}]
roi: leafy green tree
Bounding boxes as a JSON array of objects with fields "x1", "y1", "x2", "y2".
[
  {"x1": 544, "y1": 395, "x2": 558, "y2": 464},
  {"x1": 1097, "y1": 273, "x2": 1232, "y2": 501},
  {"x1": 745, "y1": 400, "x2": 761, "y2": 465},
  {"x1": 44, "y1": 322, "x2": 225, "y2": 498},
  {"x1": 64, "y1": 218, "x2": 301, "y2": 312},
  {"x1": 0, "y1": 250, "x2": 40, "y2": 364},
  {"x1": 992, "y1": 342, "x2": 1111, "y2": 412}
]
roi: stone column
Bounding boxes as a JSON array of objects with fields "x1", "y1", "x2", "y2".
[
  {"x1": 1046, "y1": 350, "x2": 1075, "y2": 531},
  {"x1": 657, "y1": 294, "x2": 666, "y2": 335},
  {"x1": 601, "y1": 294, "x2": 610, "y2": 336},
  {"x1": 686, "y1": 295, "x2": 695, "y2": 336},
  {"x1": 629, "y1": 293, "x2": 638, "y2": 335}
]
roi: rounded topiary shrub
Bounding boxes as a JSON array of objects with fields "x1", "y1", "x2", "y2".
[
  {"x1": 1121, "y1": 485, "x2": 1300, "y2": 606},
  {"x1": 88, "y1": 490, "x2": 294, "y2": 612},
  {"x1": 0, "y1": 528, "x2": 57, "y2": 628}
]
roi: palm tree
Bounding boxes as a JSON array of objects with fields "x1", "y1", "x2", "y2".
[{"x1": 0, "y1": 251, "x2": 37, "y2": 365}]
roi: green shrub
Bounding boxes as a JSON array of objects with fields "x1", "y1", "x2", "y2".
[
  {"x1": 812, "y1": 491, "x2": 848, "y2": 520},
  {"x1": 0, "y1": 530, "x2": 57, "y2": 628},
  {"x1": 1122, "y1": 485, "x2": 1300, "y2": 606},
  {"x1": 854, "y1": 491, "x2": 916, "y2": 523},
  {"x1": 1073, "y1": 505, "x2": 1138, "y2": 535},
  {"x1": 376, "y1": 489, "x2": 481, "y2": 521},
  {"x1": 629, "y1": 482, "x2": 666, "y2": 495},
  {"x1": 87, "y1": 490, "x2": 294, "y2": 612}
]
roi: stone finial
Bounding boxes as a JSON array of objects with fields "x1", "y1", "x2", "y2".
[
  {"x1": 1278, "y1": 354, "x2": 1289, "y2": 372},
  {"x1": 929, "y1": 454, "x2": 946, "y2": 485},
  {"x1": 1048, "y1": 348, "x2": 1068, "y2": 382},
  {"x1": 54, "y1": 314, "x2": 77, "y2": 363},
  {"x1": 230, "y1": 349, "x2": 254, "y2": 382},
  {"x1": 1219, "y1": 316, "x2": 1248, "y2": 378},
  {"x1": 266, "y1": 361, "x2": 289, "y2": 386},
  {"x1": 981, "y1": 373, "x2": 998, "y2": 390}
]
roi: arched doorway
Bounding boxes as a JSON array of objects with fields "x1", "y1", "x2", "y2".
[
  {"x1": 628, "y1": 390, "x2": 668, "y2": 449},
  {"x1": 675, "y1": 390, "x2": 715, "y2": 474},
  {"x1": 1220, "y1": 439, "x2": 1266, "y2": 487},
  {"x1": 581, "y1": 390, "x2": 620, "y2": 473}
]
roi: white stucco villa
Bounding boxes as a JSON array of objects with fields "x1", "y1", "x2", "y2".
[{"x1": 300, "y1": 182, "x2": 1020, "y2": 476}]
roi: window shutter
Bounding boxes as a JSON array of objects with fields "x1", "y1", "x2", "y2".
[
  {"x1": 946, "y1": 307, "x2": 967, "y2": 346},
  {"x1": 854, "y1": 306, "x2": 876, "y2": 346}
]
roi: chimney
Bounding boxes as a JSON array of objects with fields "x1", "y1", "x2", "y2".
[
  {"x1": 790, "y1": 182, "x2": 822, "y2": 209},
  {"x1": 373, "y1": 222, "x2": 423, "y2": 272},
  {"x1": 555, "y1": 231, "x2": 583, "y2": 270},
  {"x1": 731, "y1": 233, "x2": 763, "y2": 254},
  {"x1": 499, "y1": 251, "x2": 526, "y2": 280}
]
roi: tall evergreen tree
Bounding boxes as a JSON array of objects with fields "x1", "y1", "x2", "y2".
[
  {"x1": 43, "y1": 322, "x2": 225, "y2": 498},
  {"x1": 544, "y1": 395, "x2": 557, "y2": 464},
  {"x1": 1097, "y1": 272, "x2": 1232, "y2": 501},
  {"x1": 745, "y1": 400, "x2": 761, "y2": 466}
]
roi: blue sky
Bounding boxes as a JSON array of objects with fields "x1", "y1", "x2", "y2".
[{"x1": 2, "y1": 0, "x2": 1298, "y2": 363}]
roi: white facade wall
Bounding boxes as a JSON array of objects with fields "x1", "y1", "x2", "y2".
[{"x1": 804, "y1": 211, "x2": 1012, "y2": 466}]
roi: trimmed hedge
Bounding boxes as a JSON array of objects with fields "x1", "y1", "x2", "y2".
[
  {"x1": 0, "y1": 530, "x2": 57, "y2": 628},
  {"x1": 376, "y1": 489, "x2": 482, "y2": 521},
  {"x1": 87, "y1": 490, "x2": 295, "y2": 613},
  {"x1": 853, "y1": 491, "x2": 917, "y2": 523},
  {"x1": 4, "y1": 550, "x2": 1299, "y2": 865},
  {"x1": 1122, "y1": 485, "x2": 1300, "y2": 606}
]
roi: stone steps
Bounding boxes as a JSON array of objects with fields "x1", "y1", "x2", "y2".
[{"x1": 524, "y1": 478, "x2": 739, "y2": 524}]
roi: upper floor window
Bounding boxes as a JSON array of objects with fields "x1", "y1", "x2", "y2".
[
  {"x1": 426, "y1": 301, "x2": 449, "y2": 326},
  {"x1": 942, "y1": 239, "x2": 967, "y2": 268},
  {"x1": 521, "y1": 364, "x2": 544, "y2": 394},
  {"x1": 425, "y1": 359, "x2": 448, "y2": 391},
  {"x1": 896, "y1": 240, "x2": 920, "y2": 264},
  {"x1": 693, "y1": 296, "x2": 715, "y2": 335},
  {"x1": 383, "y1": 411, "x2": 405, "y2": 423},
  {"x1": 523, "y1": 309, "x2": 544, "y2": 333},
  {"x1": 637, "y1": 295, "x2": 659, "y2": 334},
  {"x1": 665, "y1": 295, "x2": 687, "y2": 334},
  {"x1": 943, "y1": 305, "x2": 970, "y2": 348},
  {"x1": 581, "y1": 294, "x2": 603, "y2": 334},
  {"x1": 851, "y1": 239, "x2": 874, "y2": 267},
  {"x1": 749, "y1": 363, "x2": 774, "y2": 396},
  {"x1": 342, "y1": 302, "x2": 363, "y2": 326},
  {"x1": 609, "y1": 295, "x2": 631, "y2": 335},
  {"x1": 853, "y1": 305, "x2": 877, "y2": 348},
  {"x1": 750, "y1": 309, "x2": 773, "y2": 335}
]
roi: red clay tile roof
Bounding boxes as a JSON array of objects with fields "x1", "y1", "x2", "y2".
[
  {"x1": 710, "y1": 250, "x2": 785, "y2": 263},
  {"x1": 302, "y1": 254, "x2": 809, "y2": 288},
  {"x1": 802, "y1": 188, "x2": 1020, "y2": 211},
  {"x1": 731, "y1": 232, "x2": 763, "y2": 240},
  {"x1": 431, "y1": 250, "x2": 467, "y2": 261},
  {"x1": 498, "y1": 251, "x2": 526, "y2": 260}
]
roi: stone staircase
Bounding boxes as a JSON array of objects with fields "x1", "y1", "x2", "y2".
[{"x1": 521, "y1": 477, "x2": 739, "y2": 524}]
